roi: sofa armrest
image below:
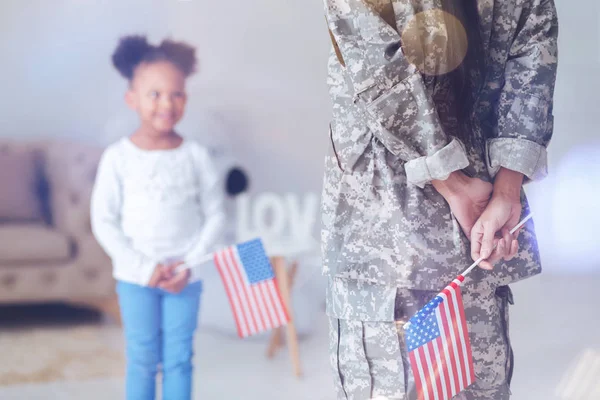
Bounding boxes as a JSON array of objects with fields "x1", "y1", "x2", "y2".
[
  {"x1": 44, "y1": 141, "x2": 103, "y2": 243},
  {"x1": 45, "y1": 141, "x2": 114, "y2": 293}
]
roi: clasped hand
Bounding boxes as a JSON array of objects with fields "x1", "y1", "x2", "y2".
[
  {"x1": 433, "y1": 168, "x2": 525, "y2": 270},
  {"x1": 148, "y1": 261, "x2": 191, "y2": 293}
]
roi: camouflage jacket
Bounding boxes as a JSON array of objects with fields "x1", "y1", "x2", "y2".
[{"x1": 321, "y1": 0, "x2": 558, "y2": 318}]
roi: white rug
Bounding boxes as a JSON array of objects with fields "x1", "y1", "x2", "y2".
[{"x1": 0, "y1": 324, "x2": 124, "y2": 386}]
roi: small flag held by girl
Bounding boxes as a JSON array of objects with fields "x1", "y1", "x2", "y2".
[{"x1": 213, "y1": 238, "x2": 290, "y2": 338}]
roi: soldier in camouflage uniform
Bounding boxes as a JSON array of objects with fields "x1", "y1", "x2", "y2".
[{"x1": 322, "y1": 0, "x2": 558, "y2": 398}]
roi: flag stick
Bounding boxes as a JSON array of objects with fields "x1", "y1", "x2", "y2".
[{"x1": 174, "y1": 252, "x2": 216, "y2": 274}]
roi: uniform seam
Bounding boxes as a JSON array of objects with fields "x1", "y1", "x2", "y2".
[
  {"x1": 337, "y1": 319, "x2": 349, "y2": 399},
  {"x1": 329, "y1": 124, "x2": 346, "y2": 173},
  {"x1": 361, "y1": 322, "x2": 375, "y2": 399}
]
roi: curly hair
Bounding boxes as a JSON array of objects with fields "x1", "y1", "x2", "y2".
[{"x1": 111, "y1": 35, "x2": 197, "y2": 80}]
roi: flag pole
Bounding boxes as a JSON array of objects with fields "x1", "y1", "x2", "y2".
[
  {"x1": 460, "y1": 213, "x2": 533, "y2": 279},
  {"x1": 174, "y1": 252, "x2": 216, "y2": 274}
]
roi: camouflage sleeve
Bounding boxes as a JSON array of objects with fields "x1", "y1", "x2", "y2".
[
  {"x1": 488, "y1": 0, "x2": 558, "y2": 181},
  {"x1": 324, "y1": 0, "x2": 469, "y2": 188}
]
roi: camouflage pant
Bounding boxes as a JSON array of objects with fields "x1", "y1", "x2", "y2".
[{"x1": 328, "y1": 285, "x2": 514, "y2": 399}]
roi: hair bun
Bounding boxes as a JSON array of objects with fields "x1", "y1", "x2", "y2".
[
  {"x1": 158, "y1": 39, "x2": 197, "y2": 77},
  {"x1": 112, "y1": 35, "x2": 152, "y2": 80}
]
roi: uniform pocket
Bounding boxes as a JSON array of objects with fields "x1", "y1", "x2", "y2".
[
  {"x1": 362, "y1": 72, "x2": 446, "y2": 159},
  {"x1": 495, "y1": 285, "x2": 515, "y2": 387}
]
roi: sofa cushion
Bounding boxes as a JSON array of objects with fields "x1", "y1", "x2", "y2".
[
  {"x1": 0, "y1": 224, "x2": 72, "y2": 264},
  {"x1": 0, "y1": 144, "x2": 46, "y2": 222}
]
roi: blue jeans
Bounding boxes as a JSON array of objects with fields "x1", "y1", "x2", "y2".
[{"x1": 116, "y1": 280, "x2": 202, "y2": 400}]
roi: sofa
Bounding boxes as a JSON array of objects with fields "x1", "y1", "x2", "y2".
[{"x1": 0, "y1": 139, "x2": 118, "y2": 320}]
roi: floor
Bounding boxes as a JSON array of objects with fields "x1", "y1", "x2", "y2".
[{"x1": 0, "y1": 274, "x2": 599, "y2": 400}]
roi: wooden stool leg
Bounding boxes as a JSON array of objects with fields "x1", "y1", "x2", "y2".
[
  {"x1": 271, "y1": 256, "x2": 303, "y2": 377},
  {"x1": 288, "y1": 261, "x2": 298, "y2": 287},
  {"x1": 266, "y1": 327, "x2": 284, "y2": 358},
  {"x1": 266, "y1": 261, "x2": 297, "y2": 359}
]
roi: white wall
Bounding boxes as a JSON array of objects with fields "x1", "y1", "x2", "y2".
[
  {"x1": 524, "y1": 0, "x2": 600, "y2": 274},
  {"x1": 0, "y1": 0, "x2": 598, "y2": 274}
]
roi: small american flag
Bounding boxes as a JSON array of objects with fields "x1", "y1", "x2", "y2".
[
  {"x1": 405, "y1": 275, "x2": 475, "y2": 400},
  {"x1": 213, "y1": 238, "x2": 289, "y2": 338}
]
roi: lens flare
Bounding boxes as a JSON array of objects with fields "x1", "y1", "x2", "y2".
[{"x1": 401, "y1": 10, "x2": 468, "y2": 76}]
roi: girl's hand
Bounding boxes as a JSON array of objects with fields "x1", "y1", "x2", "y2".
[
  {"x1": 159, "y1": 267, "x2": 191, "y2": 294},
  {"x1": 471, "y1": 168, "x2": 524, "y2": 270},
  {"x1": 148, "y1": 264, "x2": 167, "y2": 288},
  {"x1": 432, "y1": 171, "x2": 493, "y2": 239},
  {"x1": 147, "y1": 262, "x2": 182, "y2": 288}
]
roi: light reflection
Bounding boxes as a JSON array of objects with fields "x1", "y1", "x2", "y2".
[{"x1": 555, "y1": 348, "x2": 600, "y2": 399}]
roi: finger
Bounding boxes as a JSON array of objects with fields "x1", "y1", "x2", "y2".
[
  {"x1": 170, "y1": 284, "x2": 184, "y2": 294},
  {"x1": 501, "y1": 228, "x2": 512, "y2": 261},
  {"x1": 169, "y1": 280, "x2": 185, "y2": 294},
  {"x1": 159, "y1": 276, "x2": 177, "y2": 289},
  {"x1": 506, "y1": 239, "x2": 519, "y2": 261},
  {"x1": 500, "y1": 229, "x2": 512, "y2": 261},
  {"x1": 156, "y1": 266, "x2": 171, "y2": 280},
  {"x1": 165, "y1": 263, "x2": 180, "y2": 274},
  {"x1": 148, "y1": 274, "x2": 160, "y2": 288},
  {"x1": 470, "y1": 223, "x2": 484, "y2": 261},
  {"x1": 487, "y1": 238, "x2": 504, "y2": 266},
  {"x1": 170, "y1": 274, "x2": 189, "y2": 293},
  {"x1": 162, "y1": 274, "x2": 185, "y2": 290},
  {"x1": 160, "y1": 283, "x2": 176, "y2": 293},
  {"x1": 497, "y1": 238, "x2": 507, "y2": 260},
  {"x1": 174, "y1": 276, "x2": 188, "y2": 288},
  {"x1": 512, "y1": 225, "x2": 524, "y2": 239},
  {"x1": 480, "y1": 222, "x2": 497, "y2": 260},
  {"x1": 160, "y1": 270, "x2": 171, "y2": 281},
  {"x1": 479, "y1": 236, "x2": 501, "y2": 270},
  {"x1": 503, "y1": 228, "x2": 513, "y2": 246},
  {"x1": 478, "y1": 260, "x2": 494, "y2": 270},
  {"x1": 172, "y1": 264, "x2": 189, "y2": 280},
  {"x1": 163, "y1": 264, "x2": 181, "y2": 280}
]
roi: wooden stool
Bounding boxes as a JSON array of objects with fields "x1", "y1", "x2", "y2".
[{"x1": 266, "y1": 256, "x2": 302, "y2": 377}]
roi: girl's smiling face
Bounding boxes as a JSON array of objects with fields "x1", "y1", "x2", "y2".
[{"x1": 125, "y1": 61, "x2": 187, "y2": 136}]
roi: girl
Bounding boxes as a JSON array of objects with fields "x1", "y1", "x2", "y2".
[
  {"x1": 323, "y1": 0, "x2": 557, "y2": 398},
  {"x1": 91, "y1": 35, "x2": 225, "y2": 400}
]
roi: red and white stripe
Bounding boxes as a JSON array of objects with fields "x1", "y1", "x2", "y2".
[
  {"x1": 409, "y1": 276, "x2": 475, "y2": 400},
  {"x1": 214, "y1": 246, "x2": 289, "y2": 338}
]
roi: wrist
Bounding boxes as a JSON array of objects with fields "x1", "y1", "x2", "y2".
[
  {"x1": 432, "y1": 171, "x2": 471, "y2": 200},
  {"x1": 493, "y1": 168, "x2": 523, "y2": 200}
]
